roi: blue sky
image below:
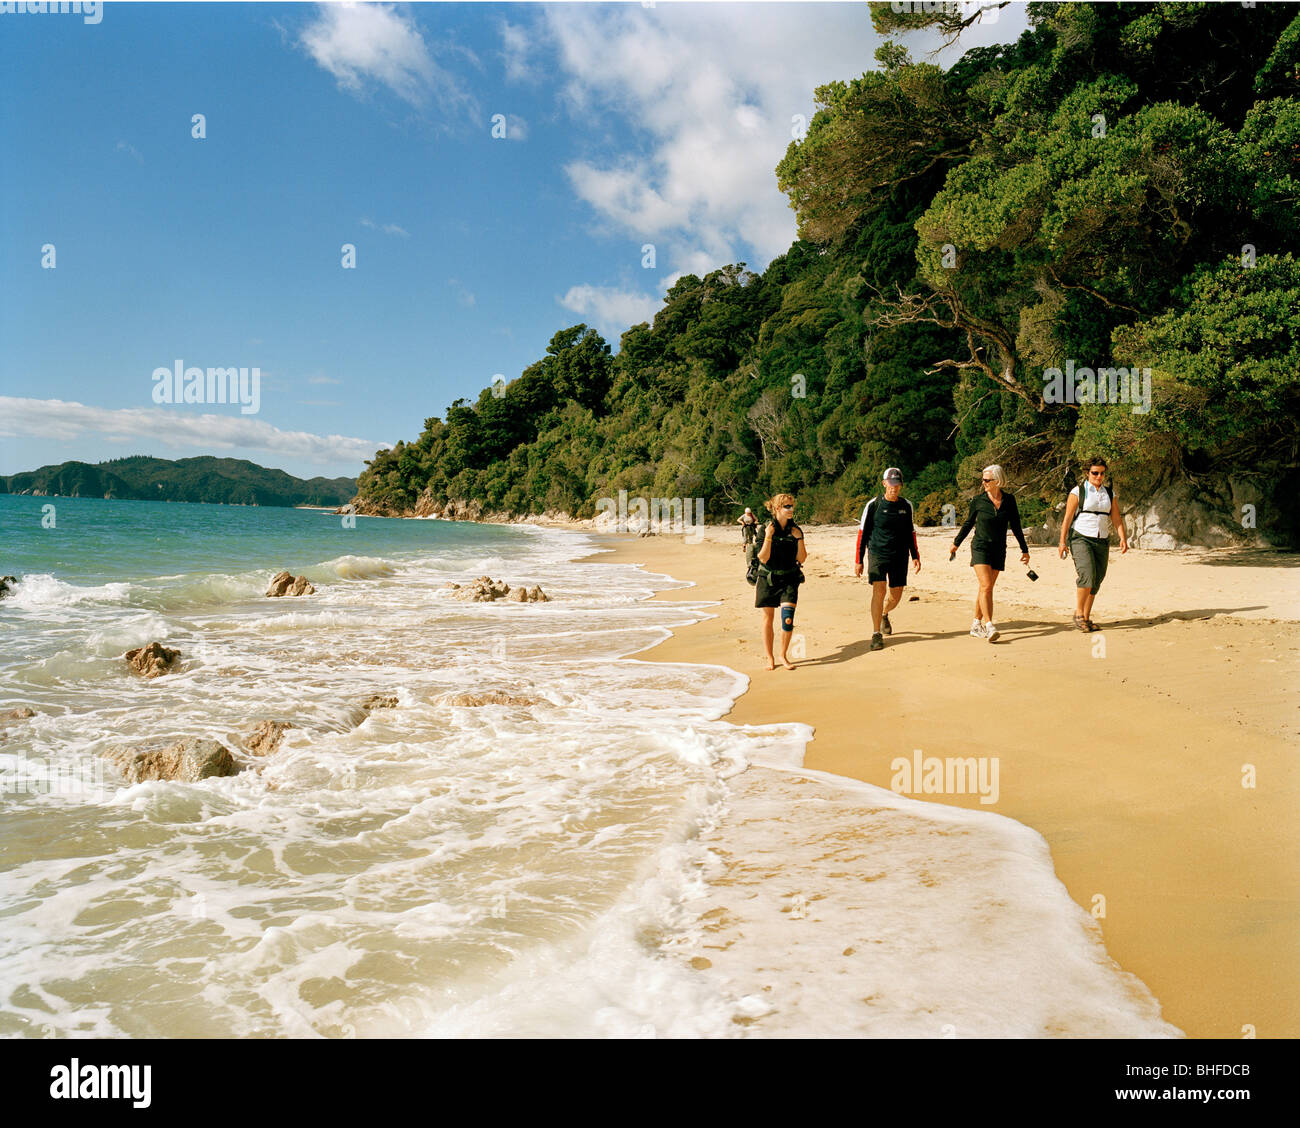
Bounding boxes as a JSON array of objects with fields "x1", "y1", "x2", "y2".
[{"x1": 0, "y1": 1, "x2": 1029, "y2": 481}]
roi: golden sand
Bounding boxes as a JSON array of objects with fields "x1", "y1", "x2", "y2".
[{"x1": 587, "y1": 524, "x2": 1299, "y2": 1037}]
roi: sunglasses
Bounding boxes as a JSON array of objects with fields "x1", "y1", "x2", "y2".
[
  {"x1": 781, "y1": 504, "x2": 794, "y2": 510},
  {"x1": 1088, "y1": 469, "x2": 1106, "y2": 476},
  {"x1": 981, "y1": 478, "x2": 995, "y2": 483}
]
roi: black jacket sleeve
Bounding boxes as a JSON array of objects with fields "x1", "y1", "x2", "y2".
[
  {"x1": 1008, "y1": 494, "x2": 1028, "y2": 553},
  {"x1": 952, "y1": 497, "x2": 978, "y2": 548}
]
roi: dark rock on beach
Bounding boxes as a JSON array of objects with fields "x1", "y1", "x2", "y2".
[
  {"x1": 0, "y1": 575, "x2": 17, "y2": 599},
  {"x1": 102, "y1": 737, "x2": 239, "y2": 783},
  {"x1": 124, "y1": 642, "x2": 181, "y2": 679},
  {"x1": 1, "y1": 706, "x2": 37, "y2": 721},
  {"x1": 266, "y1": 571, "x2": 316, "y2": 597}
]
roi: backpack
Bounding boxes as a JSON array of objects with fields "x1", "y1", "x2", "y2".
[{"x1": 745, "y1": 542, "x2": 760, "y2": 585}]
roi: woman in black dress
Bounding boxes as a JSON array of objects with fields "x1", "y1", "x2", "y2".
[
  {"x1": 948, "y1": 465, "x2": 1029, "y2": 642},
  {"x1": 755, "y1": 492, "x2": 806, "y2": 670}
]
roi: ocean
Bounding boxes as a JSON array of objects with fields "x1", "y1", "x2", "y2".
[{"x1": 0, "y1": 494, "x2": 1177, "y2": 1037}]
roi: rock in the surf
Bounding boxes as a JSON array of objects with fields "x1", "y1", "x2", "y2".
[
  {"x1": 450, "y1": 576, "x2": 511, "y2": 602},
  {"x1": 124, "y1": 642, "x2": 181, "y2": 679},
  {"x1": 0, "y1": 575, "x2": 17, "y2": 599},
  {"x1": 266, "y1": 571, "x2": 316, "y2": 597},
  {"x1": 1, "y1": 706, "x2": 36, "y2": 721},
  {"x1": 527, "y1": 586, "x2": 550, "y2": 602},
  {"x1": 242, "y1": 719, "x2": 294, "y2": 756},
  {"x1": 360, "y1": 694, "x2": 398, "y2": 712},
  {"x1": 102, "y1": 737, "x2": 238, "y2": 783},
  {"x1": 441, "y1": 691, "x2": 541, "y2": 707},
  {"x1": 507, "y1": 586, "x2": 528, "y2": 602}
]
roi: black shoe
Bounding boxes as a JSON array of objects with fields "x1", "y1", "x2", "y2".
[
  {"x1": 870, "y1": 633, "x2": 884, "y2": 651},
  {"x1": 881, "y1": 614, "x2": 892, "y2": 636}
]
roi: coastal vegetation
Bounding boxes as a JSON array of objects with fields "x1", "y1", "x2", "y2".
[
  {"x1": 0, "y1": 456, "x2": 356, "y2": 508},
  {"x1": 354, "y1": 1, "x2": 1300, "y2": 544}
]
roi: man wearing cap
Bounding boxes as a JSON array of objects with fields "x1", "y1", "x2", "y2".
[{"x1": 854, "y1": 468, "x2": 921, "y2": 651}]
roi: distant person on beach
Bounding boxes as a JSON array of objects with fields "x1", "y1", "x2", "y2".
[
  {"x1": 949, "y1": 464, "x2": 1029, "y2": 642},
  {"x1": 854, "y1": 467, "x2": 920, "y2": 651},
  {"x1": 1060, "y1": 457, "x2": 1128, "y2": 632},
  {"x1": 755, "y1": 493, "x2": 806, "y2": 671},
  {"x1": 738, "y1": 507, "x2": 758, "y2": 548}
]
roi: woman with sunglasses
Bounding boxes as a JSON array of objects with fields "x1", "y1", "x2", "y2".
[
  {"x1": 1059, "y1": 457, "x2": 1128, "y2": 631},
  {"x1": 948, "y1": 465, "x2": 1029, "y2": 642},
  {"x1": 755, "y1": 493, "x2": 806, "y2": 670}
]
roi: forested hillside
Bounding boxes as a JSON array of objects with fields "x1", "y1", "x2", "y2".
[
  {"x1": 354, "y1": 2, "x2": 1300, "y2": 545},
  {"x1": 2, "y1": 456, "x2": 356, "y2": 508}
]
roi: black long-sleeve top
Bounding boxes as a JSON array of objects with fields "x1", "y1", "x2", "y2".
[{"x1": 952, "y1": 492, "x2": 1029, "y2": 554}]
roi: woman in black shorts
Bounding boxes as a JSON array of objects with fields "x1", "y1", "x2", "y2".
[
  {"x1": 755, "y1": 492, "x2": 806, "y2": 670},
  {"x1": 948, "y1": 464, "x2": 1029, "y2": 642}
]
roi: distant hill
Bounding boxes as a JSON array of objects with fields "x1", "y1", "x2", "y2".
[{"x1": 0, "y1": 456, "x2": 356, "y2": 508}]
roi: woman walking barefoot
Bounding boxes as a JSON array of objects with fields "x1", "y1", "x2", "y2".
[
  {"x1": 755, "y1": 493, "x2": 806, "y2": 670},
  {"x1": 949, "y1": 465, "x2": 1029, "y2": 642}
]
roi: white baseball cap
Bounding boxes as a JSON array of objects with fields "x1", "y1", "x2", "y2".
[{"x1": 883, "y1": 467, "x2": 903, "y2": 482}]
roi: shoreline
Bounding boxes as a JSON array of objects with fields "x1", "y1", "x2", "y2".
[{"x1": 581, "y1": 524, "x2": 1299, "y2": 1038}]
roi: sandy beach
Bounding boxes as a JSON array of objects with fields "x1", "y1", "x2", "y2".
[{"x1": 589, "y1": 523, "x2": 1299, "y2": 1038}]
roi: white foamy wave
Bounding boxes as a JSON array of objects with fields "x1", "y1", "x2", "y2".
[
  {"x1": 1, "y1": 574, "x2": 131, "y2": 611},
  {"x1": 317, "y1": 556, "x2": 400, "y2": 581}
]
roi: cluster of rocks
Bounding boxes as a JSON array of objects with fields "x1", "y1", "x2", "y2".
[
  {"x1": 94, "y1": 689, "x2": 404, "y2": 784},
  {"x1": 0, "y1": 575, "x2": 17, "y2": 599},
  {"x1": 445, "y1": 576, "x2": 550, "y2": 603},
  {"x1": 266, "y1": 571, "x2": 316, "y2": 597}
]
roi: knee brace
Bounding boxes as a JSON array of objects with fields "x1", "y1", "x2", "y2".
[{"x1": 780, "y1": 605, "x2": 795, "y2": 632}]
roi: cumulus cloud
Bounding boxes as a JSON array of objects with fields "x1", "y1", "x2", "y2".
[
  {"x1": 532, "y1": 3, "x2": 1025, "y2": 275},
  {"x1": 299, "y1": 2, "x2": 472, "y2": 114},
  {"x1": 558, "y1": 284, "x2": 662, "y2": 340},
  {"x1": 0, "y1": 397, "x2": 389, "y2": 466}
]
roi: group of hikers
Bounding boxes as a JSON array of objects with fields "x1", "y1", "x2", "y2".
[{"x1": 739, "y1": 458, "x2": 1128, "y2": 670}]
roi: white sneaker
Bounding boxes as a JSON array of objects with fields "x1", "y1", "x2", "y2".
[
  {"x1": 970, "y1": 619, "x2": 984, "y2": 638},
  {"x1": 985, "y1": 622, "x2": 999, "y2": 642}
]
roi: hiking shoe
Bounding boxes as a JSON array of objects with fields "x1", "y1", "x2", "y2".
[
  {"x1": 1073, "y1": 614, "x2": 1089, "y2": 632},
  {"x1": 870, "y1": 633, "x2": 884, "y2": 651},
  {"x1": 970, "y1": 619, "x2": 985, "y2": 638},
  {"x1": 985, "y1": 622, "x2": 1000, "y2": 642},
  {"x1": 881, "y1": 614, "x2": 892, "y2": 636}
]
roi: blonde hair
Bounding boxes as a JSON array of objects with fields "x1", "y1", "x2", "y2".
[
  {"x1": 982, "y1": 464, "x2": 1005, "y2": 488},
  {"x1": 765, "y1": 493, "x2": 795, "y2": 517}
]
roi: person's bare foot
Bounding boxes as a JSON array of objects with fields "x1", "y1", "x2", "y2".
[
  {"x1": 764, "y1": 656, "x2": 775, "y2": 671},
  {"x1": 781, "y1": 656, "x2": 796, "y2": 670}
]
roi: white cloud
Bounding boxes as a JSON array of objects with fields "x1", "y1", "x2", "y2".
[
  {"x1": 299, "y1": 2, "x2": 471, "y2": 114},
  {"x1": 361, "y1": 216, "x2": 410, "y2": 237},
  {"x1": 447, "y1": 279, "x2": 476, "y2": 308},
  {"x1": 530, "y1": 2, "x2": 1028, "y2": 276},
  {"x1": 500, "y1": 19, "x2": 537, "y2": 83},
  {"x1": 0, "y1": 397, "x2": 389, "y2": 466},
  {"x1": 307, "y1": 374, "x2": 342, "y2": 385},
  {"x1": 115, "y1": 140, "x2": 143, "y2": 164},
  {"x1": 558, "y1": 284, "x2": 662, "y2": 340}
]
